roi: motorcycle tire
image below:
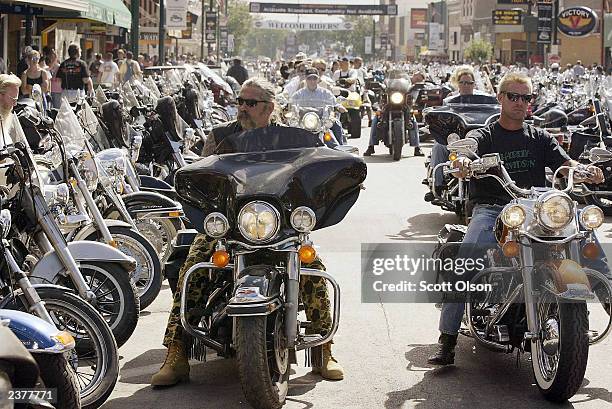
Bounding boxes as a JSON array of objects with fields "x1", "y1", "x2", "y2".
[
  {"x1": 532, "y1": 292, "x2": 588, "y2": 403},
  {"x1": 59, "y1": 261, "x2": 140, "y2": 348},
  {"x1": 348, "y1": 109, "x2": 361, "y2": 139},
  {"x1": 84, "y1": 226, "x2": 162, "y2": 311},
  {"x1": 235, "y1": 312, "x2": 289, "y2": 409},
  {"x1": 392, "y1": 121, "x2": 403, "y2": 161},
  {"x1": 34, "y1": 354, "x2": 81, "y2": 409},
  {"x1": 11, "y1": 287, "x2": 119, "y2": 409}
]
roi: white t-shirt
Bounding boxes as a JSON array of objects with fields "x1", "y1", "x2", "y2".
[{"x1": 99, "y1": 61, "x2": 119, "y2": 85}]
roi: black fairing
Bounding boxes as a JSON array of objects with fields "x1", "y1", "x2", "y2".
[
  {"x1": 101, "y1": 100, "x2": 129, "y2": 148},
  {"x1": 155, "y1": 96, "x2": 182, "y2": 142},
  {"x1": 424, "y1": 102, "x2": 501, "y2": 144},
  {"x1": 175, "y1": 127, "x2": 367, "y2": 239}
]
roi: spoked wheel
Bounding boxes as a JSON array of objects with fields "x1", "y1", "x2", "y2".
[
  {"x1": 236, "y1": 311, "x2": 290, "y2": 409},
  {"x1": 11, "y1": 287, "x2": 119, "y2": 409},
  {"x1": 61, "y1": 261, "x2": 139, "y2": 348},
  {"x1": 531, "y1": 291, "x2": 588, "y2": 402},
  {"x1": 133, "y1": 217, "x2": 180, "y2": 265}
]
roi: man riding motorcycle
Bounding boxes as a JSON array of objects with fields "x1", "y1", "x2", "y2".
[
  {"x1": 152, "y1": 78, "x2": 344, "y2": 386},
  {"x1": 364, "y1": 71, "x2": 424, "y2": 157},
  {"x1": 425, "y1": 65, "x2": 483, "y2": 202},
  {"x1": 428, "y1": 72, "x2": 612, "y2": 366},
  {"x1": 291, "y1": 67, "x2": 347, "y2": 145}
]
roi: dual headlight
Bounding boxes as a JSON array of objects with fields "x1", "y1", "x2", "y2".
[
  {"x1": 390, "y1": 92, "x2": 404, "y2": 104},
  {"x1": 501, "y1": 193, "x2": 603, "y2": 231},
  {"x1": 203, "y1": 203, "x2": 317, "y2": 242}
]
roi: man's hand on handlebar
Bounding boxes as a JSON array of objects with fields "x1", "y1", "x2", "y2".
[
  {"x1": 451, "y1": 157, "x2": 472, "y2": 179},
  {"x1": 574, "y1": 164, "x2": 605, "y2": 184}
]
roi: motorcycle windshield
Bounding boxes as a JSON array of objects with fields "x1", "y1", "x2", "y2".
[
  {"x1": 196, "y1": 63, "x2": 234, "y2": 95},
  {"x1": 175, "y1": 127, "x2": 367, "y2": 233},
  {"x1": 54, "y1": 99, "x2": 87, "y2": 153}
]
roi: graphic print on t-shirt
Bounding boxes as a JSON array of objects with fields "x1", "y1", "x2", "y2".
[{"x1": 498, "y1": 149, "x2": 536, "y2": 174}]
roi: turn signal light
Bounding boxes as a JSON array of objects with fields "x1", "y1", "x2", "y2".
[
  {"x1": 108, "y1": 239, "x2": 119, "y2": 248},
  {"x1": 582, "y1": 242, "x2": 599, "y2": 259},
  {"x1": 212, "y1": 250, "x2": 230, "y2": 268},
  {"x1": 324, "y1": 132, "x2": 332, "y2": 142},
  {"x1": 448, "y1": 152, "x2": 458, "y2": 161},
  {"x1": 298, "y1": 245, "x2": 316, "y2": 264},
  {"x1": 502, "y1": 241, "x2": 520, "y2": 258},
  {"x1": 168, "y1": 211, "x2": 181, "y2": 217}
]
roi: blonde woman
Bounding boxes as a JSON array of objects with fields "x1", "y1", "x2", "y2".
[{"x1": 20, "y1": 50, "x2": 49, "y2": 97}]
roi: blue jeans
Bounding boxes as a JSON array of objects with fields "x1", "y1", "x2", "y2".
[
  {"x1": 431, "y1": 142, "x2": 449, "y2": 187},
  {"x1": 439, "y1": 204, "x2": 612, "y2": 335},
  {"x1": 331, "y1": 120, "x2": 346, "y2": 145},
  {"x1": 369, "y1": 114, "x2": 420, "y2": 147}
]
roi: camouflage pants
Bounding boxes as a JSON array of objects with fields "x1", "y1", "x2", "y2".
[{"x1": 163, "y1": 233, "x2": 333, "y2": 347}]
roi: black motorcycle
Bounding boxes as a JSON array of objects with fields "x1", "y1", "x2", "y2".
[{"x1": 169, "y1": 127, "x2": 366, "y2": 408}]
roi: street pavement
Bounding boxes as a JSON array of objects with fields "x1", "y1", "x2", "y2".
[{"x1": 102, "y1": 124, "x2": 612, "y2": 409}]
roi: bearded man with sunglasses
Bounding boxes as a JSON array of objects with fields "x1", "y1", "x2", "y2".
[
  {"x1": 428, "y1": 72, "x2": 610, "y2": 366},
  {"x1": 152, "y1": 78, "x2": 344, "y2": 387}
]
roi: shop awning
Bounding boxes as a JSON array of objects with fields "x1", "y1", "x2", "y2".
[
  {"x1": 12, "y1": 0, "x2": 89, "y2": 12},
  {"x1": 81, "y1": 0, "x2": 132, "y2": 29}
]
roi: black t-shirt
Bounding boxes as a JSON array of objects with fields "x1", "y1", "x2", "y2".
[
  {"x1": 468, "y1": 121, "x2": 571, "y2": 206},
  {"x1": 58, "y1": 58, "x2": 90, "y2": 90}
]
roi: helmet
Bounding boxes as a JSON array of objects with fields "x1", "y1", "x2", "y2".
[{"x1": 551, "y1": 63, "x2": 560, "y2": 70}]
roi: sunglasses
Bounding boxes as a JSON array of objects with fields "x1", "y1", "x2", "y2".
[
  {"x1": 502, "y1": 91, "x2": 533, "y2": 103},
  {"x1": 237, "y1": 97, "x2": 267, "y2": 107},
  {"x1": 459, "y1": 80, "x2": 474, "y2": 85}
]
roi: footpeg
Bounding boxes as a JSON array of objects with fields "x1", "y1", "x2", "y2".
[{"x1": 491, "y1": 325, "x2": 510, "y2": 342}]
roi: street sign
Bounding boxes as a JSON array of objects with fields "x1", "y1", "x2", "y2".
[
  {"x1": 166, "y1": 0, "x2": 188, "y2": 29},
  {"x1": 492, "y1": 9, "x2": 522, "y2": 25},
  {"x1": 557, "y1": 7, "x2": 598, "y2": 37},
  {"x1": 205, "y1": 12, "x2": 217, "y2": 43},
  {"x1": 252, "y1": 21, "x2": 354, "y2": 30},
  {"x1": 497, "y1": 0, "x2": 529, "y2": 4},
  {"x1": 248, "y1": 2, "x2": 398, "y2": 15},
  {"x1": 537, "y1": 1, "x2": 553, "y2": 44},
  {"x1": 364, "y1": 36, "x2": 372, "y2": 55},
  {"x1": 410, "y1": 9, "x2": 427, "y2": 29}
]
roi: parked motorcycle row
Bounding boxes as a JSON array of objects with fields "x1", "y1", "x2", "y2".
[{"x1": 0, "y1": 63, "x2": 239, "y2": 408}]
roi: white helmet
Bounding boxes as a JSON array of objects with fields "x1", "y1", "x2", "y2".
[{"x1": 551, "y1": 63, "x2": 560, "y2": 70}]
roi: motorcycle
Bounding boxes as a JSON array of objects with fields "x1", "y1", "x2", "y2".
[
  {"x1": 436, "y1": 138, "x2": 612, "y2": 402},
  {"x1": 169, "y1": 126, "x2": 366, "y2": 408},
  {"x1": 335, "y1": 78, "x2": 363, "y2": 139},
  {"x1": 374, "y1": 71, "x2": 419, "y2": 161},
  {"x1": 0, "y1": 204, "x2": 119, "y2": 408},
  {"x1": 422, "y1": 93, "x2": 500, "y2": 220}
]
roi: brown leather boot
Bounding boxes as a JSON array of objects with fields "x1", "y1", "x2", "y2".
[
  {"x1": 151, "y1": 341, "x2": 190, "y2": 386},
  {"x1": 312, "y1": 342, "x2": 344, "y2": 380}
]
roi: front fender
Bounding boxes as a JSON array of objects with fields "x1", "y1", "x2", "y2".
[
  {"x1": 121, "y1": 191, "x2": 183, "y2": 219},
  {"x1": 227, "y1": 265, "x2": 283, "y2": 317},
  {"x1": 30, "y1": 241, "x2": 135, "y2": 284},
  {"x1": 70, "y1": 219, "x2": 133, "y2": 242},
  {"x1": 0, "y1": 310, "x2": 73, "y2": 353}
]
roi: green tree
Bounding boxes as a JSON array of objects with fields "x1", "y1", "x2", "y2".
[
  {"x1": 340, "y1": 16, "x2": 375, "y2": 56},
  {"x1": 227, "y1": 0, "x2": 252, "y2": 54},
  {"x1": 464, "y1": 39, "x2": 493, "y2": 63}
]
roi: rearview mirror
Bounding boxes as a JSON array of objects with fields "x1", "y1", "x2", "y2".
[
  {"x1": 448, "y1": 138, "x2": 478, "y2": 157},
  {"x1": 31, "y1": 84, "x2": 43, "y2": 103}
]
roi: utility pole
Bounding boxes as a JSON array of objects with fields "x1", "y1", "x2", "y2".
[
  {"x1": 131, "y1": 0, "x2": 139, "y2": 56},
  {"x1": 200, "y1": 0, "x2": 205, "y2": 59},
  {"x1": 372, "y1": 17, "x2": 376, "y2": 60},
  {"x1": 159, "y1": 0, "x2": 166, "y2": 63}
]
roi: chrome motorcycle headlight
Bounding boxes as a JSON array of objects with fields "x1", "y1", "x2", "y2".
[
  {"x1": 0, "y1": 209, "x2": 11, "y2": 239},
  {"x1": 238, "y1": 201, "x2": 280, "y2": 243},
  {"x1": 536, "y1": 193, "x2": 574, "y2": 230},
  {"x1": 204, "y1": 212, "x2": 229, "y2": 238},
  {"x1": 501, "y1": 204, "x2": 526, "y2": 229},
  {"x1": 580, "y1": 205, "x2": 604, "y2": 230},
  {"x1": 290, "y1": 207, "x2": 316, "y2": 233},
  {"x1": 302, "y1": 112, "x2": 321, "y2": 131},
  {"x1": 390, "y1": 92, "x2": 404, "y2": 104},
  {"x1": 55, "y1": 183, "x2": 70, "y2": 204}
]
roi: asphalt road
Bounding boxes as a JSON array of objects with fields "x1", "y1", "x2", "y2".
[{"x1": 102, "y1": 125, "x2": 612, "y2": 409}]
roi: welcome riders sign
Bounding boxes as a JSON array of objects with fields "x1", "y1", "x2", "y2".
[{"x1": 557, "y1": 6, "x2": 598, "y2": 37}]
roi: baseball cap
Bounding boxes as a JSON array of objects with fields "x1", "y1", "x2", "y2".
[{"x1": 305, "y1": 68, "x2": 319, "y2": 79}]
